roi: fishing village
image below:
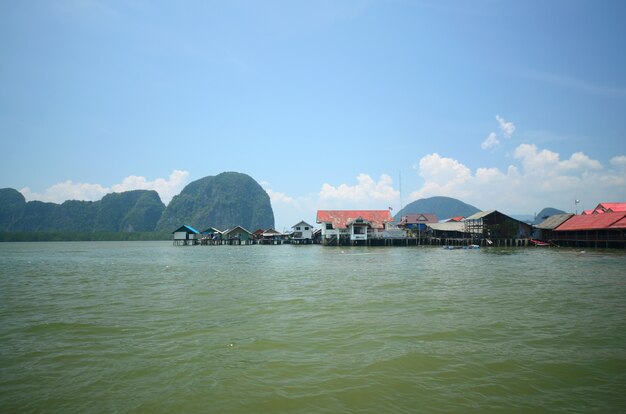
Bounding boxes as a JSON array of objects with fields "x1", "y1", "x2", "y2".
[{"x1": 172, "y1": 201, "x2": 626, "y2": 249}]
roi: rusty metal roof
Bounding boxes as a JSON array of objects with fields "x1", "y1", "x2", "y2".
[
  {"x1": 555, "y1": 212, "x2": 626, "y2": 231},
  {"x1": 316, "y1": 210, "x2": 393, "y2": 229},
  {"x1": 535, "y1": 213, "x2": 574, "y2": 230}
]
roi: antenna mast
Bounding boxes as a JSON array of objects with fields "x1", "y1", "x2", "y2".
[{"x1": 399, "y1": 170, "x2": 403, "y2": 215}]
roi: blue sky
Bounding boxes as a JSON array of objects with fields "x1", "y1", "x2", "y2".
[{"x1": 2, "y1": 0, "x2": 625, "y2": 231}]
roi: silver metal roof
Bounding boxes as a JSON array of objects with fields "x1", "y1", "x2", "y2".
[
  {"x1": 427, "y1": 221, "x2": 466, "y2": 232},
  {"x1": 465, "y1": 210, "x2": 496, "y2": 220},
  {"x1": 535, "y1": 213, "x2": 574, "y2": 230}
]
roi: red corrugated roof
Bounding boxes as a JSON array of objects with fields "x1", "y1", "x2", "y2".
[
  {"x1": 316, "y1": 210, "x2": 393, "y2": 229},
  {"x1": 596, "y1": 202, "x2": 626, "y2": 212},
  {"x1": 610, "y1": 216, "x2": 626, "y2": 229},
  {"x1": 556, "y1": 212, "x2": 626, "y2": 231}
]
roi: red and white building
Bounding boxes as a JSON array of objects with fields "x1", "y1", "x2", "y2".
[{"x1": 316, "y1": 210, "x2": 395, "y2": 245}]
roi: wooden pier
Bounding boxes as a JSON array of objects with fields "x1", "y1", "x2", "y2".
[{"x1": 321, "y1": 236, "x2": 535, "y2": 247}]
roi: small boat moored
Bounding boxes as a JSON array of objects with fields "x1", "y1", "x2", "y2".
[
  {"x1": 443, "y1": 244, "x2": 480, "y2": 250},
  {"x1": 531, "y1": 239, "x2": 551, "y2": 247}
]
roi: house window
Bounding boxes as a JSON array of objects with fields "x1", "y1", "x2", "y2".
[
  {"x1": 353, "y1": 226, "x2": 365, "y2": 234},
  {"x1": 296, "y1": 227, "x2": 301, "y2": 230},
  {"x1": 305, "y1": 227, "x2": 309, "y2": 230},
  {"x1": 326, "y1": 223, "x2": 333, "y2": 230}
]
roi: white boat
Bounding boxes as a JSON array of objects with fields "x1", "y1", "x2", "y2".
[{"x1": 443, "y1": 245, "x2": 480, "y2": 250}]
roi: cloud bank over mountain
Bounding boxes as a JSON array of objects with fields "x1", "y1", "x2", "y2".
[{"x1": 20, "y1": 170, "x2": 189, "y2": 205}]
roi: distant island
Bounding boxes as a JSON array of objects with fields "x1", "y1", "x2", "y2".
[
  {"x1": 394, "y1": 196, "x2": 481, "y2": 222},
  {"x1": 0, "y1": 172, "x2": 274, "y2": 241}
]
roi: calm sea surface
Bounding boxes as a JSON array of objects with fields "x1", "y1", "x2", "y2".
[{"x1": 1, "y1": 241, "x2": 625, "y2": 413}]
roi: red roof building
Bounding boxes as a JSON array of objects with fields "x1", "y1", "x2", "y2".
[
  {"x1": 582, "y1": 202, "x2": 626, "y2": 215},
  {"x1": 594, "y1": 202, "x2": 626, "y2": 213},
  {"x1": 316, "y1": 210, "x2": 394, "y2": 245},
  {"x1": 610, "y1": 216, "x2": 626, "y2": 229},
  {"x1": 553, "y1": 211, "x2": 626, "y2": 248},
  {"x1": 316, "y1": 210, "x2": 393, "y2": 229},
  {"x1": 556, "y1": 212, "x2": 626, "y2": 231}
]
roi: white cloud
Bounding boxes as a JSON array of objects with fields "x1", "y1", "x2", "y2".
[
  {"x1": 319, "y1": 173, "x2": 399, "y2": 204},
  {"x1": 496, "y1": 115, "x2": 515, "y2": 138},
  {"x1": 481, "y1": 116, "x2": 515, "y2": 151},
  {"x1": 417, "y1": 153, "x2": 471, "y2": 186},
  {"x1": 20, "y1": 170, "x2": 190, "y2": 205},
  {"x1": 270, "y1": 194, "x2": 319, "y2": 232},
  {"x1": 561, "y1": 152, "x2": 603, "y2": 172},
  {"x1": 410, "y1": 145, "x2": 626, "y2": 214},
  {"x1": 110, "y1": 170, "x2": 189, "y2": 204},
  {"x1": 260, "y1": 181, "x2": 295, "y2": 205},
  {"x1": 410, "y1": 154, "x2": 472, "y2": 201},
  {"x1": 481, "y1": 132, "x2": 500, "y2": 150},
  {"x1": 265, "y1": 188, "x2": 295, "y2": 204},
  {"x1": 20, "y1": 181, "x2": 110, "y2": 204},
  {"x1": 610, "y1": 155, "x2": 626, "y2": 169},
  {"x1": 513, "y1": 144, "x2": 602, "y2": 175},
  {"x1": 269, "y1": 173, "x2": 402, "y2": 230},
  {"x1": 260, "y1": 183, "x2": 315, "y2": 231}
]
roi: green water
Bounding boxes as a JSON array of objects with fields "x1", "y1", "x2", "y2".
[{"x1": 1, "y1": 242, "x2": 625, "y2": 413}]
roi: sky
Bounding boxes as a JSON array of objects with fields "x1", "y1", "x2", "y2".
[{"x1": 1, "y1": 0, "x2": 625, "y2": 231}]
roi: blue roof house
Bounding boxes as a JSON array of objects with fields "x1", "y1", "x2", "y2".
[{"x1": 173, "y1": 225, "x2": 200, "y2": 245}]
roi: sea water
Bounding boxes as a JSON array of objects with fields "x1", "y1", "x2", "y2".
[{"x1": 0, "y1": 242, "x2": 625, "y2": 413}]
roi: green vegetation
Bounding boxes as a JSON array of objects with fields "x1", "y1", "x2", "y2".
[
  {"x1": 156, "y1": 171, "x2": 274, "y2": 232},
  {"x1": 0, "y1": 171, "x2": 275, "y2": 241},
  {"x1": 0, "y1": 188, "x2": 165, "y2": 233},
  {"x1": 0, "y1": 231, "x2": 171, "y2": 242}
]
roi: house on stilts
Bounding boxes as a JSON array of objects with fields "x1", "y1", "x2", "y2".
[
  {"x1": 316, "y1": 210, "x2": 395, "y2": 246},
  {"x1": 172, "y1": 225, "x2": 200, "y2": 245},
  {"x1": 464, "y1": 210, "x2": 533, "y2": 246}
]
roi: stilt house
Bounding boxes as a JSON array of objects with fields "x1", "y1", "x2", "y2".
[
  {"x1": 316, "y1": 210, "x2": 394, "y2": 245},
  {"x1": 464, "y1": 210, "x2": 532, "y2": 240}
]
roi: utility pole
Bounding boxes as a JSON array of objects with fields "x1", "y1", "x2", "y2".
[{"x1": 398, "y1": 170, "x2": 403, "y2": 216}]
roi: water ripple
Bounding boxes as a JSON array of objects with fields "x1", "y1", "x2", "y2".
[{"x1": 1, "y1": 242, "x2": 625, "y2": 413}]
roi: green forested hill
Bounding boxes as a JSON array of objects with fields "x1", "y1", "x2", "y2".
[
  {"x1": 1, "y1": 171, "x2": 274, "y2": 237},
  {"x1": 94, "y1": 191, "x2": 165, "y2": 232},
  {"x1": 156, "y1": 172, "x2": 275, "y2": 232},
  {"x1": 0, "y1": 188, "x2": 165, "y2": 232}
]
